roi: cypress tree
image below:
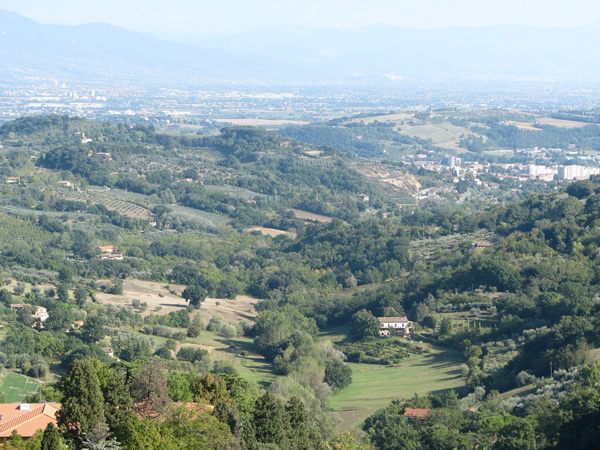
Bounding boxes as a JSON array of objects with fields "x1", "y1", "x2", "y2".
[
  {"x1": 57, "y1": 358, "x2": 105, "y2": 443},
  {"x1": 41, "y1": 423, "x2": 64, "y2": 450},
  {"x1": 253, "y1": 392, "x2": 291, "y2": 447}
]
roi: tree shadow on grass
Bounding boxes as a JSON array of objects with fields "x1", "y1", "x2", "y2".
[{"x1": 213, "y1": 338, "x2": 273, "y2": 388}]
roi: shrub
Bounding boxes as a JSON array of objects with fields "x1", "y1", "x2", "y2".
[
  {"x1": 187, "y1": 325, "x2": 201, "y2": 338},
  {"x1": 221, "y1": 323, "x2": 237, "y2": 338},
  {"x1": 516, "y1": 370, "x2": 536, "y2": 386}
]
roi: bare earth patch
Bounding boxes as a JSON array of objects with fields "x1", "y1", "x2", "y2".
[
  {"x1": 351, "y1": 162, "x2": 421, "y2": 197},
  {"x1": 95, "y1": 279, "x2": 257, "y2": 323},
  {"x1": 246, "y1": 226, "x2": 294, "y2": 238},
  {"x1": 198, "y1": 296, "x2": 257, "y2": 324},
  {"x1": 95, "y1": 280, "x2": 187, "y2": 316},
  {"x1": 536, "y1": 117, "x2": 590, "y2": 128}
]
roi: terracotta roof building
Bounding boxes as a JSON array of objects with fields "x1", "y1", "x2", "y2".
[
  {"x1": 403, "y1": 407, "x2": 430, "y2": 420},
  {"x1": 0, "y1": 403, "x2": 61, "y2": 439}
]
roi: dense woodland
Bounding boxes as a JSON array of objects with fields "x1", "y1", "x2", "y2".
[{"x1": 0, "y1": 115, "x2": 599, "y2": 448}]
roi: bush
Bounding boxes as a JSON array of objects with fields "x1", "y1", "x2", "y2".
[
  {"x1": 325, "y1": 360, "x2": 353, "y2": 391},
  {"x1": 154, "y1": 346, "x2": 172, "y2": 360},
  {"x1": 187, "y1": 325, "x2": 201, "y2": 338},
  {"x1": 221, "y1": 323, "x2": 237, "y2": 338},
  {"x1": 207, "y1": 315, "x2": 223, "y2": 333},
  {"x1": 212, "y1": 361, "x2": 238, "y2": 376},
  {"x1": 173, "y1": 332, "x2": 186, "y2": 341},
  {"x1": 165, "y1": 339, "x2": 177, "y2": 351},
  {"x1": 516, "y1": 370, "x2": 536, "y2": 386},
  {"x1": 177, "y1": 347, "x2": 209, "y2": 363}
]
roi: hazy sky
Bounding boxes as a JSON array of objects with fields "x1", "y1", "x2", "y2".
[{"x1": 1, "y1": 0, "x2": 599, "y2": 36}]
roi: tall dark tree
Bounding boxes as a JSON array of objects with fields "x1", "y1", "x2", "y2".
[
  {"x1": 285, "y1": 396, "x2": 322, "y2": 449},
  {"x1": 252, "y1": 392, "x2": 291, "y2": 448},
  {"x1": 57, "y1": 358, "x2": 106, "y2": 444},
  {"x1": 81, "y1": 315, "x2": 106, "y2": 344},
  {"x1": 41, "y1": 423, "x2": 64, "y2": 450},
  {"x1": 129, "y1": 360, "x2": 170, "y2": 420},
  {"x1": 90, "y1": 360, "x2": 133, "y2": 431}
]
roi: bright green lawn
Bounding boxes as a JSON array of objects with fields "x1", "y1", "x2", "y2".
[
  {"x1": 329, "y1": 347, "x2": 466, "y2": 432},
  {"x1": 0, "y1": 372, "x2": 41, "y2": 403}
]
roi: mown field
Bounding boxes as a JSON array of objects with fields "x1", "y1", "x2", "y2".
[
  {"x1": 329, "y1": 346, "x2": 466, "y2": 432},
  {"x1": 289, "y1": 209, "x2": 333, "y2": 223},
  {"x1": 0, "y1": 372, "x2": 41, "y2": 403}
]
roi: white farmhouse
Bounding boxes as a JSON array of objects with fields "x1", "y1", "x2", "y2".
[{"x1": 378, "y1": 316, "x2": 412, "y2": 337}]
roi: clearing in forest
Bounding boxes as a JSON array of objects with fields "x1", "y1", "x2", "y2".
[
  {"x1": 95, "y1": 280, "x2": 257, "y2": 323},
  {"x1": 246, "y1": 226, "x2": 294, "y2": 238},
  {"x1": 289, "y1": 209, "x2": 333, "y2": 223},
  {"x1": 329, "y1": 346, "x2": 465, "y2": 433}
]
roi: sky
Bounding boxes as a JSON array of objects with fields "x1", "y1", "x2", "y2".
[{"x1": 1, "y1": 0, "x2": 599, "y2": 36}]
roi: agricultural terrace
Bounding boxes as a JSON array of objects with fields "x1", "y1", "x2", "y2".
[
  {"x1": 0, "y1": 212, "x2": 54, "y2": 245},
  {"x1": 47, "y1": 187, "x2": 152, "y2": 219}
]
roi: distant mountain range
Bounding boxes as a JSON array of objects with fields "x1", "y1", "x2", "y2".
[{"x1": 1, "y1": 9, "x2": 599, "y2": 86}]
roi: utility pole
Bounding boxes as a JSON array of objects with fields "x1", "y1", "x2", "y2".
[{"x1": 550, "y1": 361, "x2": 553, "y2": 379}]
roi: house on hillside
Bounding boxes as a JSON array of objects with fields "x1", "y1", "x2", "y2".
[
  {"x1": 96, "y1": 152, "x2": 112, "y2": 160},
  {"x1": 0, "y1": 403, "x2": 61, "y2": 440},
  {"x1": 403, "y1": 408, "x2": 429, "y2": 420},
  {"x1": 57, "y1": 180, "x2": 73, "y2": 188},
  {"x1": 97, "y1": 245, "x2": 124, "y2": 260},
  {"x1": 378, "y1": 316, "x2": 412, "y2": 337},
  {"x1": 9, "y1": 304, "x2": 49, "y2": 323}
]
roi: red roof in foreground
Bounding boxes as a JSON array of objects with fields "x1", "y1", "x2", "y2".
[
  {"x1": 0, "y1": 403, "x2": 60, "y2": 438},
  {"x1": 403, "y1": 408, "x2": 430, "y2": 419}
]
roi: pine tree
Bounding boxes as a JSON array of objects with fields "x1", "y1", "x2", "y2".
[
  {"x1": 286, "y1": 396, "x2": 322, "y2": 449},
  {"x1": 129, "y1": 360, "x2": 170, "y2": 419},
  {"x1": 41, "y1": 423, "x2": 65, "y2": 450},
  {"x1": 57, "y1": 358, "x2": 106, "y2": 443},
  {"x1": 253, "y1": 392, "x2": 291, "y2": 448}
]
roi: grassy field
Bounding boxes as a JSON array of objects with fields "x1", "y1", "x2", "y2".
[
  {"x1": 0, "y1": 372, "x2": 41, "y2": 403},
  {"x1": 329, "y1": 346, "x2": 466, "y2": 432},
  {"x1": 170, "y1": 332, "x2": 275, "y2": 388},
  {"x1": 398, "y1": 122, "x2": 476, "y2": 151},
  {"x1": 289, "y1": 209, "x2": 333, "y2": 223}
]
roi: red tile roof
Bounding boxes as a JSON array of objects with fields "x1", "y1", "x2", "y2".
[
  {"x1": 403, "y1": 408, "x2": 430, "y2": 419},
  {"x1": 0, "y1": 403, "x2": 60, "y2": 438}
]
